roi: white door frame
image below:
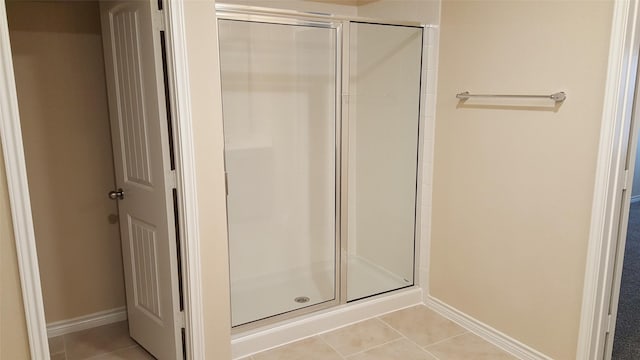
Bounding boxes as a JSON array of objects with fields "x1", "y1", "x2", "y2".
[
  {"x1": 577, "y1": 0, "x2": 640, "y2": 359},
  {"x1": 0, "y1": 1, "x2": 206, "y2": 359}
]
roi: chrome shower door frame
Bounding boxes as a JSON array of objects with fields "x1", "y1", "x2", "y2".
[
  {"x1": 217, "y1": 4, "x2": 428, "y2": 334},
  {"x1": 216, "y1": 8, "x2": 344, "y2": 333}
]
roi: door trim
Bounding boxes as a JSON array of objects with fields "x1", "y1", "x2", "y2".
[
  {"x1": 163, "y1": 1, "x2": 206, "y2": 358},
  {"x1": 0, "y1": 1, "x2": 49, "y2": 358},
  {"x1": 0, "y1": 1, "x2": 205, "y2": 359},
  {"x1": 577, "y1": 0, "x2": 640, "y2": 359}
]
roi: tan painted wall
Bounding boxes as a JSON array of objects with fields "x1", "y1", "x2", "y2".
[
  {"x1": 357, "y1": 0, "x2": 439, "y2": 24},
  {"x1": 0, "y1": 147, "x2": 30, "y2": 360},
  {"x1": 7, "y1": 1, "x2": 125, "y2": 323},
  {"x1": 183, "y1": 1, "x2": 232, "y2": 358},
  {"x1": 218, "y1": 0, "x2": 357, "y2": 16},
  {"x1": 431, "y1": 1, "x2": 613, "y2": 359}
]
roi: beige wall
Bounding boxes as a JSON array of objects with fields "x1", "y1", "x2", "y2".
[
  {"x1": 218, "y1": 0, "x2": 357, "y2": 16},
  {"x1": 183, "y1": 1, "x2": 232, "y2": 358},
  {"x1": 7, "y1": 1, "x2": 125, "y2": 323},
  {"x1": 357, "y1": 0, "x2": 439, "y2": 24},
  {"x1": 431, "y1": 1, "x2": 612, "y2": 359},
  {"x1": 0, "y1": 147, "x2": 30, "y2": 360}
]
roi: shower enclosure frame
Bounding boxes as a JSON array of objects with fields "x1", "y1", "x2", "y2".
[{"x1": 216, "y1": 3, "x2": 427, "y2": 334}]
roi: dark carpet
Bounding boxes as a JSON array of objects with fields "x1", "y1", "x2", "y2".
[{"x1": 612, "y1": 201, "x2": 640, "y2": 359}]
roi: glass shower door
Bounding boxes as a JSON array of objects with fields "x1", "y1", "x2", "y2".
[
  {"x1": 218, "y1": 19, "x2": 338, "y2": 327},
  {"x1": 346, "y1": 22, "x2": 423, "y2": 301}
]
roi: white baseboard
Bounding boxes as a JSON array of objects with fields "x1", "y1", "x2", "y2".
[
  {"x1": 231, "y1": 288, "x2": 423, "y2": 359},
  {"x1": 424, "y1": 296, "x2": 552, "y2": 360},
  {"x1": 631, "y1": 195, "x2": 640, "y2": 203},
  {"x1": 47, "y1": 307, "x2": 127, "y2": 338}
]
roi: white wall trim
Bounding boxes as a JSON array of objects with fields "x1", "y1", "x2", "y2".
[
  {"x1": 424, "y1": 296, "x2": 551, "y2": 360},
  {"x1": 415, "y1": 24, "x2": 429, "y2": 294},
  {"x1": 0, "y1": 1, "x2": 50, "y2": 359},
  {"x1": 577, "y1": 0, "x2": 640, "y2": 359},
  {"x1": 163, "y1": 2, "x2": 206, "y2": 359},
  {"x1": 47, "y1": 307, "x2": 127, "y2": 338},
  {"x1": 419, "y1": 24, "x2": 440, "y2": 298}
]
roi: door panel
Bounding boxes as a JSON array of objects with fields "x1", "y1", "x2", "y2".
[
  {"x1": 129, "y1": 216, "x2": 162, "y2": 320},
  {"x1": 115, "y1": 8, "x2": 153, "y2": 188},
  {"x1": 100, "y1": 1, "x2": 181, "y2": 358}
]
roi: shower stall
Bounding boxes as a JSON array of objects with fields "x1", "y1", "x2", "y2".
[{"x1": 217, "y1": 4, "x2": 425, "y2": 329}]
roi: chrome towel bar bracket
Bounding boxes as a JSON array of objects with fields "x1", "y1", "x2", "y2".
[{"x1": 456, "y1": 91, "x2": 567, "y2": 102}]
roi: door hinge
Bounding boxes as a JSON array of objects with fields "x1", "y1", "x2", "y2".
[
  {"x1": 606, "y1": 313, "x2": 614, "y2": 334},
  {"x1": 168, "y1": 169, "x2": 177, "y2": 189},
  {"x1": 622, "y1": 169, "x2": 630, "y2": 191},
  {"x1": 154, "y1": 9, "x2": 166, "y2": 31},
  {"x1": 178, "y1": 310, "x2": 186, "y2": 328}
]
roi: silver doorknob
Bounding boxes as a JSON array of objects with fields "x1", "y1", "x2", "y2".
[{"x1": 108, "y1": 189, "x2": 125, "y2": 200}]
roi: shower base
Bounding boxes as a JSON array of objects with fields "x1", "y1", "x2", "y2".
[
  {"x1": 231, "y1": 255, "x2": 409, "y2": 327},
  {"x1": 231, "y1": 265, "x2": 332, "y2": 327}
]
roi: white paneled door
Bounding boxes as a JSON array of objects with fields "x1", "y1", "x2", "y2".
[{"x1": 100, "y1": 1, "x2": 182, "y2": 359}]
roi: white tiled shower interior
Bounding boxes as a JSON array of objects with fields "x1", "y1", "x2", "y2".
[
  {"x1": 221, "y1": 14, "x2": 429, "y2": 327},
  {"x1": 220, "y1": 19, "x2": 339, "y2": 327},
  {"x1": 233, "y1": 22, "x2": 442, "y2": 356}
]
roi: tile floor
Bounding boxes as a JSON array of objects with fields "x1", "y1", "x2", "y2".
[
  {"x1": 48, "y1": 321, "x2": 154, "y2": 360},
  {"x1": 243, "y1": 305, "x2": 518, "y2": 360},
  {"x1": 49, "y1": 305, "x2": 516, "y2": 360}
]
